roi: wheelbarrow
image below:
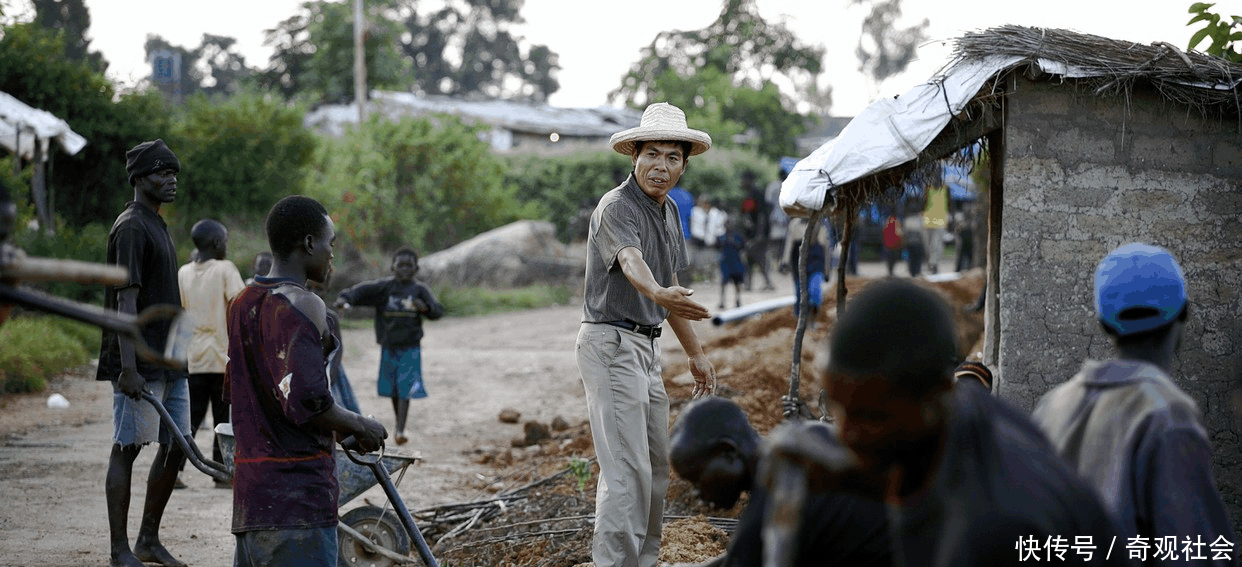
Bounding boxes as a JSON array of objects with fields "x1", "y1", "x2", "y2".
[{"x1": 214, "y1": 423, "x2": 440, "y2": 567}]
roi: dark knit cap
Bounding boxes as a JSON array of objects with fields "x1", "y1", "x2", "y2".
[{"x1": 125, "y1": 139, "x2": 180, "y2": 186}]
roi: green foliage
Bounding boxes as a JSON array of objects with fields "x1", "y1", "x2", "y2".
[
  {"x1": 306, "y1": 114, "x2": 538, "y2": 253},
  {"x1": 144, "y1": 33, "x2": 255, "y2": 97},
  {"x1": 854, "y1": 0, "x2": 929, "y2": 83},
  {"x1": 1188, "y1": 2, "x2": 1242, "y2": 62},
  {"x1": 261, "y1": 0, "x2": 560, "y2": 104},
  {"x1": 0, "y1": 315, "x2": 91, "y2": 393},
  {"x1": 167, "y1": 91, "x2": 317, "y2": 223},
  {"x1": 610, "y1": 0, "x2": 819, "y2": 160},
  {"x1": 433, "y1": 284, "x2": 573, "y2": 317},
  {"x1": 261, "y1": 0, "x2": 409, "y2": 104},
  {"x1": 567, "y1": 457, "x2": 592, "y2": 493},
  {"x1": 31, "y1": 0, "x2": 106, "y2": 71},
  {"x1": 9, "y1": 203, "x2": 110, "y2": 303},
  {"x1": 0, "y1": 23, "x2": 173, "y2": 228},
  {"x1": 504, "y1": 147, "x2": 776, "y2": 240}
]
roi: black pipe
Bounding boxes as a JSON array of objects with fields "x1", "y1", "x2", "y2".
[
  {"x1": 141, "y1": 390, "x2": 233, "y2": 483},
  {"x1": 343, "y1": 444, "x2": 439, "y2": 567}
]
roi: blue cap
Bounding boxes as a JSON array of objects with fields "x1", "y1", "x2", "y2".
[{"x1": 1094, "y1": 243, "x2": 1187, "y2": 336}]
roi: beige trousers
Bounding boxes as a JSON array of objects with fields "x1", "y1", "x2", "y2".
[{"x1": 575, "y1": 322, "x2": 670, "y2": 567}]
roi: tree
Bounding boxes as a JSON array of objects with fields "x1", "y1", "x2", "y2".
[
  {"x1": 31, "y1": 0, "x2": 105, "y2": 71},
  {"x1": 261, "y1": 0, "x2": 559, "y2": 104},
  {"x1": 610, "y1": 0, "x2": 822, "y2": 160},
  {"x1": 0, "y1": 22, "x2": 171, "y2": 228},
  {"x1": 260, "y1": 0, "x2": 408, "y2": 104},
  {"x1": 853, "y1": 0, "x2": 929, "y2": 85},
  {"x1": 395, "y1": 0, "x2": 560, "y2": 101},
  {"x1": 1188, "y1": 2, "x2": 1242, "y2": 62},
  {"x1": 167, "y1": 91, "x2": 317, "y2": 221},
  {"x1": 144, "y1": 33, "x2": 255, "y2": 98}
]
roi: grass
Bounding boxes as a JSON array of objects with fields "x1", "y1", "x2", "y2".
[{"x1": 0, "y1": 316, "x2": 94, "y2": 393}]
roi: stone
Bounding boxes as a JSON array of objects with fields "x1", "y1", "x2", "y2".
[{"x1": 498, "y1": 408, "x2": 522, "y2": 424}]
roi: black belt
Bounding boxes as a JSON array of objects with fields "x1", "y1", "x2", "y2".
[{"x1": 605, "y1": 320, "x2": 662, "y2": 339}]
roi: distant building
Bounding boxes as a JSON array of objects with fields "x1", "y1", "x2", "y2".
[{"x1": 303, "y1": 91, "x2": 643, "y2": 154}]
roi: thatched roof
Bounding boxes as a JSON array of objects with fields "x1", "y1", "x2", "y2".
[
  {"x1": 779, "y1": 25, "x2": 1242, "y2": 217},
  {"x1": 955, "y1": 25, "x2": 1242, "y2": 109}
]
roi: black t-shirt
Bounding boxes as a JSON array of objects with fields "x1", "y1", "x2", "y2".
[
  {"x1": 724, "y1": 486, "x2": 892, "y2": 567},
  {"x1": 894, "y1": 383, "x2": 1134, "y2": 567},
  {"x1": 338, "y1": 277, "x2": 444, "y2": 349},
  {"x1": 96, "y1": 201, "x2": 182, "y2": 382}
]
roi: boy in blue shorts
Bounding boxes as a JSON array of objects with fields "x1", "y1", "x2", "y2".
[{"x1": 335, "y1": 247, "x2": 443, "y2": 445}]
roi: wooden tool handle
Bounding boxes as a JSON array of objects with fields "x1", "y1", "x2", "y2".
[{"x1": 4, "y1": 256, "x2": 129, "y2": 286}]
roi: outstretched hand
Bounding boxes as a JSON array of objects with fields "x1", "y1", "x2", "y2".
[{"x1": 654, "y1": 286, "x2": 711, "y2": 321}]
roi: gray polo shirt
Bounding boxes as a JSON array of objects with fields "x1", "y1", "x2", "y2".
[{"x1": 582, "y1": 174, "x2": 688, "y2": 327}]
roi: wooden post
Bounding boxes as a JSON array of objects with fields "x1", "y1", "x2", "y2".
[
  {"x1": 982, "y1": 128, "x2": 1004, "y2": 389},
  {"x1": 836, "y1": 202, "x2": 855, "y2": 318},
  {"x1": 31, "y1": 139, "x2": 51, "y2": 233},
  {"x1": 353, "y1": 0, "x2": 367, "y2": 125},
  {"x1": 787, "y1": 206, "x2": 827, "y2": 412}
]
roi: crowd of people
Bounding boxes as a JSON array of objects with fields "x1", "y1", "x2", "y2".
[{"x1": 0, "y1": 100, "x2": 1234, "y2": 567}]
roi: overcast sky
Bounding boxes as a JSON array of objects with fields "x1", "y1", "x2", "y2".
[{"x1": 9, "y1": 0, "x2": 1240, "y2": 116}]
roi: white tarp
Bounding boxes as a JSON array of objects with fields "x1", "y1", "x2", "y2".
[
  {"x1": 781, "y1": 52, "x2": 1242, "y2": 217},
  {"x1": 0, "y1": 91, "x2": 87, "y2": 161}
]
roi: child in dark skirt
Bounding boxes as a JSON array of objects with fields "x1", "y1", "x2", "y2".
[{"x1": 335, "y1": 248, "x2": 443, "y2": 445}]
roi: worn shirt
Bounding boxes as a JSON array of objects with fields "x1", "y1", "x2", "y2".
[
  {"x1": 225, "y1": 277, "x2": 337, "y2": 533},
  {"x1": 896, "y1": 382, "x2": 1132, "y2": 567},
  {"x1": 337, "y1": 277, "x2": 444, "y2": 349},
  {"x1": 1033, "y1": 359, "x2": 1236, "y2": 565},
  {"x1": 96, "y1": 201, "x2": 182, "y2": 382},
  {"x1": 178, "y1": 258, "x2": 245, "y2": 374},
  {"x1": 581, "y1": 174, "x2": 688, "y2": 327}
]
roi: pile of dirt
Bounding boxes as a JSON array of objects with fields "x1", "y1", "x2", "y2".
[{"x1": 434, "y1": 271, "x2": 986, "y2": 567}]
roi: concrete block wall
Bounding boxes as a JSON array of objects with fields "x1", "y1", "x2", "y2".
[{"x1": 998, "y1": 77, "x2": 1242, "y2": 533}]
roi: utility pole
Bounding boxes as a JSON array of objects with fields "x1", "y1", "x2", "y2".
[{"x1": 353, "y1": 0, "x2": 367, "y2": 124}]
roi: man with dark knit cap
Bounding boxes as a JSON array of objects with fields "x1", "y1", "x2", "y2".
[{"x1": 98, "y1": 139, "x2": 190, "y2": 567}]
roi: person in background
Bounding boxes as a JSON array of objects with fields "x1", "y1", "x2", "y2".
[
  {"x1": 739, "y1": 171, "x2": 774, "y2": 291},
  {"x1": 953, "y1": 204, "x2": 975, "y2": 273},
  {"x1": 308, "y1": 273, "x2": 361, "y2": 414},
  {"x1": 1032, "y1": 243, "x2": 1235, "y2": 566},
  {"x1": 666, "y1": 185, "x2": 696, "y2": 285},
  {"x1": 902, "y1": 202, "x2": 926, "y2": 278},
  {"x1": 716, "y1": 216, "x2": 746, "y2": 310},
  {"x1": 335, "y1": 247, "x2": 444, "y2": 445},
  {"x1": 177, "y1": 218, "x2": 245, "y2": 489},
  {"x1": 782, "y1": 216, "x2": 828, "y2": 319},
  {"x1": 922, "y1": 184, "x2": 949, "y2": 275},
  {"x1": 245, "y1": 251, "x2": 272, "y2": 286},
  {"x1": 882, "y1": 211, "x2": 903, "y2": 277}
]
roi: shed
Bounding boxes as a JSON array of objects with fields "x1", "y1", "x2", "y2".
[
  {"x1": 303, "y1": 91, "x2": 642, "y2": 154},
  {"x1": 0, "y1": 91, "x2": 87, "y2": 230},
  {"x1": 782, "y1": 25, "x2": 1242, "y2": 532}
]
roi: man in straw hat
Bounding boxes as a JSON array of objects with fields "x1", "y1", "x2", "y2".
[{"x1": 576, "y1": 102, "x2": 717, "y2": 567}]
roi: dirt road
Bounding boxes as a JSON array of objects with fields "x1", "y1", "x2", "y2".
[{"x1": 0, "y1": 275, "x2": 801, "y2": 567}]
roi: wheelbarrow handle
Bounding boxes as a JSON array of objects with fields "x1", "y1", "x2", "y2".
[
  {"x1": 140, "y1": 390, "x2": 233, "y2": 484},
  {"x1": 339, "y1": 438, "x2": 439, "y2": 567},
  {"x1": 0, "y1": 283, "x2": 189, "y2": 369},
  {"x1": 3, "y1": 254, "x2": 129, "y2": 286}
]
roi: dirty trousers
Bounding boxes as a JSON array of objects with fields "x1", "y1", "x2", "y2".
[{"x1": 576, "y1": 322, "x2": 670, "y2": 567}]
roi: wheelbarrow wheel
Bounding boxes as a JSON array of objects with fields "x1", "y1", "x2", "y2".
[{"x1": 338, "y1": 505, "x2": 412, "y2": 567}]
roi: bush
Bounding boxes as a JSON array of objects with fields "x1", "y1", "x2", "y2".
[
  {"x1": 0, "y1": 316, "x2": 91, "y2": 393},
  {"x1": 9, "y1": 204, "x2": 111, "y2": 304},
  {"x1": 306, "y1": 114, "x2": 539, "y2": 254},
  {"x1": 166, "y1": 91, "x2": 318, "y2": 226}
]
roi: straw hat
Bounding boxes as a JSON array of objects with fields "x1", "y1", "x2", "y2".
[{"x1": 609, "y1": 102, "x2": 712, "y2": 157}]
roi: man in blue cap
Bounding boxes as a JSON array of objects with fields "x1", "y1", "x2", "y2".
[{"x1": 1033, "y1": 243, "x2": 1235, "y2": 566}]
